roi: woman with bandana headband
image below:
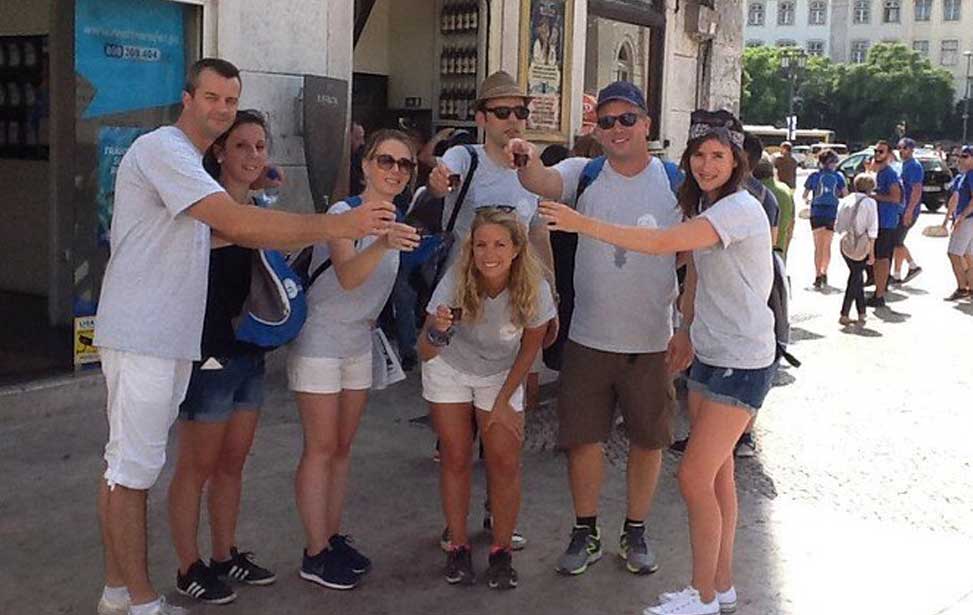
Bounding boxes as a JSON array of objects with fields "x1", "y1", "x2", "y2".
[{"x1": 540, "y1": 109, "x2": 776, "y2": 615}]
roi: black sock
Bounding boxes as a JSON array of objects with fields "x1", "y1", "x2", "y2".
[
  {"x1": 624, "y1": 518, "x2": 644, "y2": 530},
  {"x1": 576, "y1": 516, "x2": 597, "y2": 531}
]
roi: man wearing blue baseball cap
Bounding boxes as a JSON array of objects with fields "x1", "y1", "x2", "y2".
[
  {"x1": 509, "y1": 81, "x2": 686, "y2": 578},
  {"x1": 893, "y1": 137, "x2": 924, "y2": 284}
]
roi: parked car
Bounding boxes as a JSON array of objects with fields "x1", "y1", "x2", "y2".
[{"x1": 837, "y1": 147, "x2": 952, "y2": 212}]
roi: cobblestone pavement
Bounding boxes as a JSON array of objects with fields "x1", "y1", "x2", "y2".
[{"x1": 2, "y1": 170, "x2": 972, "y2": 614}]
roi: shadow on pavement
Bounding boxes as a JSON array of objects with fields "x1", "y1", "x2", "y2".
[
  {"x1": 840, "y1": 324, "x2": 882, "y2": 337},
  {"x1": 873, "y1": 307, "x2": 911, "y2": 323},
  {"x1": 882, "y1": 290, "x2": 908, "y2": 303},
  {"x1": 772, "y1": 368, "x2": 796, "y2": 387},
  {"x1": 953, "y1": 303, "x2": 973, "y2": 316},
  {"x1": 789, "y1": 326, "x2": 825, "y2": 343},
  {"x1": 896, "y1": 285, "x2": 929, "y2": 296}
]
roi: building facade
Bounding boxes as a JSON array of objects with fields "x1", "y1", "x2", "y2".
[
  {"x1": 744, "y1": 0, "x2": 973, "y2": 99},
  {"x1": 0, "y1": 0, "x2": 740, "y2": 382}
]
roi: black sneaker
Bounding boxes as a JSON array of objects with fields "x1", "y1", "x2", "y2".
[
  {"x1": 444, "y1": 544, "x2": 475, "y2": 585},
  {"x1": 865, "y1": 295, "x2": 886, "y2": 308},
  {"x1": 945, "y1": 288, "x2": 971, "y2": 301},
  {"x1": 902, "y1": 266, "x2": 922, "y2": 283},
  {"x1": 329, "y1": 534, "x2": 371, "y2": 575},
  {"x1": 211, "y1": 547, "x2": 276, "y2": 586},
  {"x1": 176, "y1": 560, "x2": 237, "y2": 604},
  {"x1": 300, "y1": 547, "x2": 359, "y2": 590},
  {"x1": 734, "y1": 433, "x2": 756, "y2": 458},
  {"x1": 485, "y1": 549, "x2": 518, "y2": 590},
  {"x1": 401, "y1": 354, "x2": 417, "y2": 372},
  {"x1": 889, "y1": 276, "x2": 903, "y2": 286},
  {"x1": 813, "y1": 275, "x2": 823, "y2": 289},
  {"x1": 669, "y1": 436, "x2": 690, "y2": 453}
]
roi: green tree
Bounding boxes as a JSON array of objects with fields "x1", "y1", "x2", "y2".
[{"x1": 741, "y1": 43, "x2": 956, "y2": 143}]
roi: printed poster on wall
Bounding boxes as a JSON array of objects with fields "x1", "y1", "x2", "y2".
[
  {"x1": 74, "y1": 316, "x2": 99, "y2": 366},
  {"x1": 75, "y1": 0, "x2": 185, "y2": 119},
  {"x1": 519, "y1": 0, "x2": 573, "y2": 141},
  {"x1": 97, "y1": 126, "x2": 147, "y2": 246}
]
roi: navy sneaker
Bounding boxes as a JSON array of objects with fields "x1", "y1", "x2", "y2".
[
  {"x1": 329, "y1": 534, "x2": 371, "y2": 575},
  {"x1": 444, "y1": 544, "x2": 476, "y2": 585},
  {"x1": 300, "y1": 547, "x2": 359, "y2": 590},
  {"x1": 485, "y1": 549, "x2": 518, "y2": 590}
]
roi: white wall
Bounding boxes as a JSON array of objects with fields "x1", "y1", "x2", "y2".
[
  {"x1": 0, "y1": 2, "x2": 51, "y2": 296},
  {"x1": 388, "y1": 0, "x2": 437, "y2": 110},
  {"x1": 216, "y1": 0, "x2": 353, "y2": 213},
  {"x1": 353, "y1": 0, "x2": 391, "y2": 76}
]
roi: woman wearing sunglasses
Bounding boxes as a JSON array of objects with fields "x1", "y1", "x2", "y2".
[
  {"x1": 287, "y1": 129, "x2": 420, "y2": 590},
  {"x1": 165, "y1": 109, "x2": 281, "y2": 607},
  {"x1": 419, "y1": 207, "x2": 556, "y2": 590},
  {"x1": 541, "y1": 109, "x2": 775, "y2": 615}
]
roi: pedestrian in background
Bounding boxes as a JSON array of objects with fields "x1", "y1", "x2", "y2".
[
  {"x1": 835, "y1": 173, "x2": 878, "y2": 326},
  {"x1": 540, "y1": 108, "x2": 776, "y2": 615},
  {"x1": 866, "y1": 141, "x2": 903, "y2": 309},
  {"x1": 754, "y1": 157, "x2": 795, "y2": 259},
  {"x1": 288, "y1": 129, "x2": 420, "y2": 592},
  {"x1": 803, "y1": 149, "x2": 847, "y2": 288},
  {"x1": 419, "y1": 208, "x2": 555, "y2": 589},
  {"x1": 773, "y1": 140, "x2": 798, "y2": 190},
  {"x1": 892, "y1": 138, "x2": 924, "y2": 285},
  {"x1": 943, "y1": 145, "x2": 973, "y2": 300}
]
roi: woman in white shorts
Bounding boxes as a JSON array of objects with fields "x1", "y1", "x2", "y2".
[
  {"x1": 288, "y1": 129, "x2": 420, "y2": 591},
  {"x1": 419, "y1": 207, "x2": 556, "y2": 589}
]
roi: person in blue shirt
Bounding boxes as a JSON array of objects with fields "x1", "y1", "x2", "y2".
[
  {"x1": 802, "y1": 149, "x2": 847, "y2": 288},
  {"x1": 867, "y1": 140, "x2": 903, "y2": 308},
  {"x1": 892, "y1": 138, "x2": 924, "y2": 284},
  {"x1": 943, "y1": 145, "x2": 973, "y2": 300}
]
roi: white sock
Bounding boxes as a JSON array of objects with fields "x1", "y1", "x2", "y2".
[
  {"x1": 101, "y1": 585, "x2": 129, "y2": 603},
  {"x1": 129, "y1": 598, "x2": 161, "y2": 615}
]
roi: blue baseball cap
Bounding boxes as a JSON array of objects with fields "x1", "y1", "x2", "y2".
[
  {"x1": 961, "y1": 145, "x2": 973, "y2": 156},
  {"x1": 897, "y1": 137, "x2": 916, "y2": 149},
  {"x1": 596, "y1": 81, "x2": 647, "y2": 112}
]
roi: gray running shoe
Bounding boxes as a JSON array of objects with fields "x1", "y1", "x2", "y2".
[
  {"x1": 555, "y1": 525, "x2": 602, "y2": 575},
  {"x1": 619, "y1": 524, "x2": 659, "y2": 575}
]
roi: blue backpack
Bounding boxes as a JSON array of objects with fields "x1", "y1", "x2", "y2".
[
  {"x1": 542, "y1": 156, "x2": 682, "y2": 370},
  {"x1": 234, "y1": 191, "x2": 323, "y2": 349},
  {"x1": 812, "y1": 171, "x2": 841, "y2": 208}
]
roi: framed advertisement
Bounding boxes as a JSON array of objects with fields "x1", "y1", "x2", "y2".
[{"x1": 519, "y1": 0, "x2": 573, "y2": 142}]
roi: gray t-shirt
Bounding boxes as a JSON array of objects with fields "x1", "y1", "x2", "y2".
[
  {"x1": 427, "y1": 266, "x2": 557, "y2": 377},
  {"x1": 554, "y1": 156, "x2": 682, "y2": 353},
  {"x1": 745, "y1": 176, "x2": 780, "y2": 227},
  {"x1": 441, "y1": 144, "x2": 541, "y2": 240},
  {"x1": 693, "y1": 190, "x2": 776, "y2": 369},
  {"x1": 290, "y1": 200, "x2": 400, "y2": 359},
  {"x1": 94, "y1": 126, "x2": 225, "y2": 360}
]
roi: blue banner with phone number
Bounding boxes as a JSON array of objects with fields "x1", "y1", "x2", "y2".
[{"x1": 75, "y1": 0, "x2": 185, "y2": 119}]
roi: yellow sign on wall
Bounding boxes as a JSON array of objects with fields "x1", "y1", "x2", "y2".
[{"x1": 74, "y1": 316, "x2": 100, "y2": 366}]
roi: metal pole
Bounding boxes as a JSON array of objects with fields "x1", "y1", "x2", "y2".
[
  {"x1": 788, "y1": 70, "x2": 796, "y2": 141},
  {"x1": 964, "y1": 52, "x2": 972, "y2": 143}
]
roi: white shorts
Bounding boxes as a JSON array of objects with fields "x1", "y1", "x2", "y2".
[
  {"x1": 422, "y1": 356, "x2": 524, "y2": 412},
  {"x1": 287, "y1": 350, "x2": 372, "y2": 394},
  {"x1": 948, "y1": 221, "x2": 973, "y2": 256},
  {"x1": 101, "y1": 348, "x2": 193, "y2": 490}
]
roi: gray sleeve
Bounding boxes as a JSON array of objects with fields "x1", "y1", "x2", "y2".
[
  {"x1": 528, "y1": 280, "x2": 558, "y2": 328},
  {"x1": 554, "y1": 157, "x2": 590, "y2": 205},
  {"x1": 761, "y1": 188, "x2": 780, "y2": 227},
  {"x1": 427, "y1": 267, "x2": 456, "y2": 315},
  {"x1": 135, "y1": 134, "x2": 225, "y2": 218},
  {"x1": 701, "y1": 194, "x2": 768, "y2": 248}
]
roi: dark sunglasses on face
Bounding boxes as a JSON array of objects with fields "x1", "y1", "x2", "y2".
[
  {"x1": 475, "y1": 204, "x2": 517, "y2": 214},
  {"x1": 373, "y1": 154, "x2": 416, "y2": 174},
  {"x1": 962, "y1": 154, "x2": 972, "y2": 159},
  {"x1": 483, "y1": 105, "x2": 531, "y2": 120},
  {"x1": 596, "y1": 112, "x2": 640, "y2": 130}
]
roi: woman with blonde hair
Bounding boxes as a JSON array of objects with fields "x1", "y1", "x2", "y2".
[{"x1": 419, "y1": 207, "x2": 556, "y2": 589}]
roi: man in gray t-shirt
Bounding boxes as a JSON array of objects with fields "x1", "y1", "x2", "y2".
[
  {"x1": 94, "y1": 58, "x2": 402, "y2": 615},
  {"x1": 512, "y1": 80, "x2": 686, "y2": 577}
]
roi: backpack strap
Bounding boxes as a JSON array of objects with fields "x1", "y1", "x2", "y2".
[
  {"x1": 576, "y1": 156, "x2": 607, "y2": 202},
  {"x1": 306, "y1": 197, "x2": 365, "y2": 288},
  {"x1": 662, "y1": 160, "x2": 684, "y2": 195},
  {"x1": 444, "y1": 145, "x2": 479, "y2": 233}
]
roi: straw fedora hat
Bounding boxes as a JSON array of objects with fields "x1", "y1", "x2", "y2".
[{"x1": 475, "y1": 70, "x2": 532, "y2": 107}]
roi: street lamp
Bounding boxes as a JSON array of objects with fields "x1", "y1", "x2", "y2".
[
  {"x1": 963, "y1": 51, "x2": 973, "y2": 143},
  {"x1": 779, "y1": 47, "x2": 808, "y2": 141}
]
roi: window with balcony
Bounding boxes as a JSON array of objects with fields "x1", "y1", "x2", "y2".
[
  {"x1": 941, "y1": 39, "x2": 959, "y2": 66},
  {"x1": 914, "y1": 0, "x2": 931, "y2": 21},
  {"x1": 778, "y1": 1, "x2": 796, "y2": 25},
  {"x1": 807, "y1": 40, "x2": 825, "y2": 56},
  {"x1": 748, "y1": 2, "x2": 765, "y2": 25},
  {"x1": 851, "y1": 39, "x2": 870, "y2": 63},
  {"x1": 809, "y1": 1, "x2": 828, "y2": 24},
  {"x1": 853, "y1": 0, "x2": 871, "y2": 23}
]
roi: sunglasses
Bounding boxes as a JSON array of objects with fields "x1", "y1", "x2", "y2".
[
  {"x1": 962, "y1": 154, "x2": 972, "y2": 159},
  {"x1": 483, "y1": 105, "x2": 531, "y2": 120},
  {"x1": 372, "y1": 154, "x2": 416, "y2": 174},
  {"x1": 475, "y1": 204, "x2": 517, "y2": 214},
  {"x1": 597, "y1": 112, "x2": 641, "y2": 129}
]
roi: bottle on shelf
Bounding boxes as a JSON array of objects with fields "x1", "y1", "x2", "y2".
[{"x1": 470, "y1": 2, "x2": 478, "y2": 30}]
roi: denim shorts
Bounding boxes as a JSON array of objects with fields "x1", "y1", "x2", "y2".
[
  {"x1": 686, "y1": 359, "x2": 777, "y2": 416},
  {"x1": 179, "y1": 353, "x2": 266, "y2": 422}
]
